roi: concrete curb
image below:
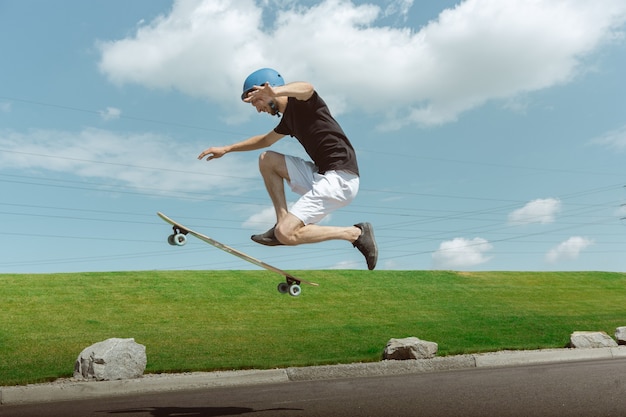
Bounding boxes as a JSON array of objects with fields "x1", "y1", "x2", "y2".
[
  {"x1": 0, "y1": 369, "x2": 290, "y2": 406},
  {"x1": 2, "y1": 347, "x2": 625, "y2": 406}
]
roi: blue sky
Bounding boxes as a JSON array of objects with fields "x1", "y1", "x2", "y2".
[{"x1": 1, "y1": 0, "x2": 626, "y2": 274}]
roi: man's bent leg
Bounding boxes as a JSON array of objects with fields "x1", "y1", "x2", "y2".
[
  {"x1": 258, "y1": 151, "x2": 290, "y2": 222},
  {"x1": 275, "y1": 215, "x2": 378, "y2": 270},
  {"x1": 251, "y1": 151, "x2": 291, "y2": 246},
  {"x1": 275, "y1": 214, "x2": 360, "y2": 245}
]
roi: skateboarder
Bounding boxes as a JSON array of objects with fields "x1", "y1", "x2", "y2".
[{"x1": 198, "y1": 68, "x2": 377, "y2": 270}]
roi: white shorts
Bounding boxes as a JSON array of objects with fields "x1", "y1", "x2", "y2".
[{"x1": 285, "y1": 155, "x2": 359, "y2": 225}]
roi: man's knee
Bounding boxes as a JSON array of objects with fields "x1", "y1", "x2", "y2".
[
  {"x1": 258, "y1": 151, "x2": 288, "y2": 178},
  {"x1": 258, "y1": 150, "x2": 280, "y2": 170},
  {"x1": 274, "y1": 225, "x2": 293, "y2": 245},
  {"x1": 275, "y1": 216, "x2": 304, "y2": 245}
]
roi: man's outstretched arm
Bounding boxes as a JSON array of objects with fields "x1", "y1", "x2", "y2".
[{"x1": 197, "y1": 130, "x2": 285, "y2": 161}]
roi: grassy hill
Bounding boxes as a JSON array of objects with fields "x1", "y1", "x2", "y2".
[{"x1": 1, "y1": 270, "x2": 625, "y2": 386}]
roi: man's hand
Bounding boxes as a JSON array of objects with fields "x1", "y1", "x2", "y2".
[
  {"x1": 243, "y1": 82, "x2": 275, "y2": 104},
  {"x1": 197, "y1": 146, "x2": 227, "y2": 161}
]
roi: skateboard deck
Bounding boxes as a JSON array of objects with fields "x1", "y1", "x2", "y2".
[{"x1": 157, "y1": 212, "x2": 318, "y2": 296}]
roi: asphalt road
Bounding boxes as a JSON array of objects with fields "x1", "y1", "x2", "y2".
[{"x1": 2, "y1": 359, "x2": 625, "y2": 417}]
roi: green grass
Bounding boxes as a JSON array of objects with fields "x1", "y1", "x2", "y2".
[{"x1": 1, "y1": 270, "x2": 625, "y2": 386}]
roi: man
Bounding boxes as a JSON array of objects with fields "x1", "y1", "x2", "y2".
[{"x1": 198, "y1": 68, "x2": 378, "y2": 270}]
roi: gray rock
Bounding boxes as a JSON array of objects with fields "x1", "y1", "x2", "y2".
[
  {"x1": 74, "y1": 338, "x2": 146, "y2": 381},
  {"x1": 383, "y1": 337, "x2": 438, "y2": 360},
  {"x1": 569, "y1": 331, "x2": 617, "y2": 348},
  {"x1": 615, "y1": 327, "x2": 626, "y2": 345}
]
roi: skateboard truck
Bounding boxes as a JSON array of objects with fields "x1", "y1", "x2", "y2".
[
  {"x1": 168, "y1": 226, "x2": 189, "y2": 246},
  {"x1": 277, "y1": 275, "x2": 303, "y2": 297}
]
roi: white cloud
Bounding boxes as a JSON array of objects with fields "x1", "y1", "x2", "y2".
[
  {"x1": 242, "y1": 206, "x2": 276, "y2": 230},
  {"x1": 545, "y1": 236, "x2": 593, "y2": 263},
  {"x1": 508, "y1": 198, "x2": 561, "y2": 225},
  {"x1": 99, "y1": 107, "x2": 122, "y2": 121},
  {"x1": 98, "y1": 0, "x2": 263, "y2": 115},
  {"x1": 432, "y1": 237, "x2": 493, "y2": 269},
  {"x1": 383, "y1": 0, "x2": 414, "y2": 19},
  {"x1": 591, "y1": 124, "x2": 626, "y2": 151},
  {"x1": 0, "y1": 128, "x2": 257, "y2": 196},
  {"x1": 98, "y1": 0, "x2": 626, "y2": 127}
]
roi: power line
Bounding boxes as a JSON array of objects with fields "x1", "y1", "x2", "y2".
[{"x1": 0, "y1": 95, "x2": 249, "y2": 137}]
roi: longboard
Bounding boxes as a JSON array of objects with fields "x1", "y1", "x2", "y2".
[{"x1": 157, "y1": 212, "x2": 318, "y2": 296}]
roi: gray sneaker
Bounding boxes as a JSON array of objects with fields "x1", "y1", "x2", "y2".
[
  {"x1": 353, "y1": 223, "x2": 378, "y2": 270},
  {"x1": 251, "y1": 226, "x2": 284, "y2": 246}
]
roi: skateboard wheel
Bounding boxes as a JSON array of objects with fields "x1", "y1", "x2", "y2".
[
  {"x1": 277, "y1": 282, "x2": 289, "y2": 294},
  {"x1": 173, "y1": 233, "x2": 187, "y2": 246},
  {"x1": 167, "y1": 234, "x2": 177, "y2": 246},
  {"x1": 288, "y1": 284, "x2": 301, "y2": 297}
]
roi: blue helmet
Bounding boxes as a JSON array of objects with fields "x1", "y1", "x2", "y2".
[{"x1": 241, "y1": 68, "x2": 285, "y2": 100}]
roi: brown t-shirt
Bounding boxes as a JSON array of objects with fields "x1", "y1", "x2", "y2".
[{"x1": 274, "y1": 91, "x2": 359, "y2": 176}]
